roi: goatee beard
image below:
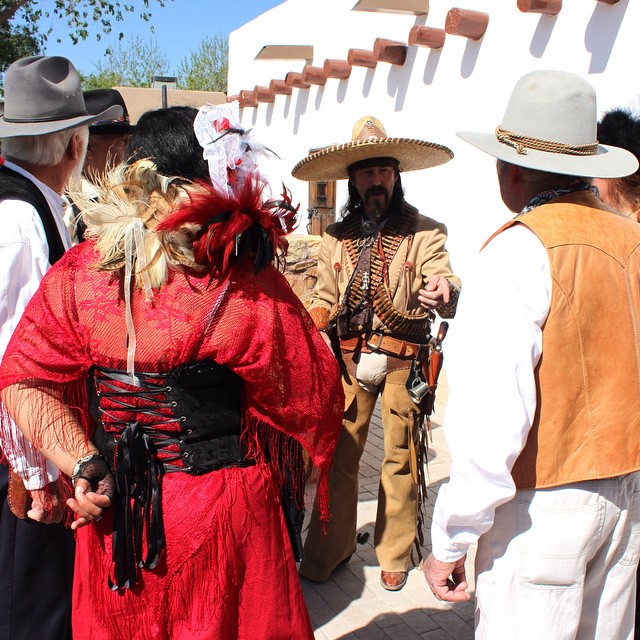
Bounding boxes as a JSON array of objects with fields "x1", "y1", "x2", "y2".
[{"x1": 365, "y1": 187, "x2": 388, "y2": 215}]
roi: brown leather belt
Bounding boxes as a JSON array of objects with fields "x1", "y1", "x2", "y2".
[{"x1": 339, "y1": 333, "x2": 424, "y2": 359}]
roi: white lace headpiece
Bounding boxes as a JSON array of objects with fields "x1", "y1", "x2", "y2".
[{"x1": 193, "y1": 102, "x2": 272, "y2": 196}]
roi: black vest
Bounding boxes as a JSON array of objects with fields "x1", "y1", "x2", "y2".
[{"x1": 0, "y1": 165, "x2": 65, "y2": 264}]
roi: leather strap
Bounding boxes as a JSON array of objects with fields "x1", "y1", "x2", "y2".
[
  {"x1": 0, "y1": 166, "x2": 66, "y2": 264},
  {"x1": 7, "y1": 468, "x2": 30, "y2": 519},
  {"x1": 339, "y1": 333, "x2": 423, "y2": 359}
]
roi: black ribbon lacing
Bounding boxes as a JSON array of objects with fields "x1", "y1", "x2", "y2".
[{"x1": 93, "y1": 369, "x2": 185, "y2": 590}]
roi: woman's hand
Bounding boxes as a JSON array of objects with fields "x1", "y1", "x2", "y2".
[{"x1": 67, "y1": 455, "x2": 115, "y2": 530}]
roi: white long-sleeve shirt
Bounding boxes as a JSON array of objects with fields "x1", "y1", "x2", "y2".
[
  {"x1": 431, "y1": 223, "x2": 551, "y2": 563},
  {"x1": 0, "y1": 160, "x2": 72, "y2": 489}
]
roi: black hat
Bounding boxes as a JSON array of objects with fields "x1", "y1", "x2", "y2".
[{"x1": 83, "y1": 89, "x2": 134, "y2": 135}]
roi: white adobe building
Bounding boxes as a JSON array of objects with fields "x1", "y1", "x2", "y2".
[{"x1": 228, "y1": 0, "x2": 639, "y2": 288}]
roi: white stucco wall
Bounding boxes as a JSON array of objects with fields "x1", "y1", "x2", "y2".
[{"x1": 228, "y1": 0, "x2": 639, "y2": 289}]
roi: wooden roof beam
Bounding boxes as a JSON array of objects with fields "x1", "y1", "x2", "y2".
[
  {"x1": 373, "y1": 38, "x2": 408, "y2": 65},
  {"x1": 445, "y1": 8, "x2": 489, "y2": 40},
  {"x1": 408, "y1": 25, "x2": 446, "y2": 49},
  {"x1": 285, "y1": 71, "x2": 311, "y2": 89},
  {"x1": 347, "y1": 49, "x2": 378, "y2": 68},
  {"x1": 517, "y1": 0, "x2": 562, "y2": 14},
  {"x1": 269, "y1": 79, "x2": 292, "y2": 95},
  {"x1": 324, "y1": 59, "x2": 352, "y2": 79}
]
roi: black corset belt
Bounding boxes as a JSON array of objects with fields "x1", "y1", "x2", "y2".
[{"x1": 88, "y1": 361, "x2": 250, "y2": 590}]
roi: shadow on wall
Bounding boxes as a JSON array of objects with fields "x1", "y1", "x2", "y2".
[
  {"x1": 314, "y1": 85, "x2": 325, "y2": 111},
  {"x1": 424, "y1": 47, "x2": 443, "y2": 86},
  {"x1": 530, "y1": 13, "x2": 558, "y2": 58},
  {"x1": 390, "y1": 45, "x2": 418, "y2": 111},
  {"x1": 460, "y1": 37, "x2": 483, "y2": 79},
  {"x1": 294, "y1": 89, "x2": 310, "y2": 135},
  {"x1": 586, "y1": 0, "x2": 629, "y2": 73}
]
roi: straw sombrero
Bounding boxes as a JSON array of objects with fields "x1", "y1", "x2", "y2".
[{"x1": 291, "y1": 116, "x2": 453, "y2": 182}]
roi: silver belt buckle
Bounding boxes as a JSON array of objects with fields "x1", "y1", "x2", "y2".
[{"x1": 366, "y1": 332, "x2": 384, "y2": 352}]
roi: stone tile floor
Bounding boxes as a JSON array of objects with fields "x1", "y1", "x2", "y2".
[{"x1": 300, "y1": 373, "x2": 477, "y2": 639}]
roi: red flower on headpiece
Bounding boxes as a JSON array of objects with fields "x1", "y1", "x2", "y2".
[{"x1": 213, "y1": 117, "x2": 230, "y2": 133}]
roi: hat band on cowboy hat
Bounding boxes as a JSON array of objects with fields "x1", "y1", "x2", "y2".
[
  {"x1": 3, "y1": 110, "x2": 89, "y2": 124},
  {"x1": 292, "y1": 115, "x2": 453, "y2": 182},
  {"x1": 0, "y1": 56, "x2": 123, "y2": 139},
  {"x1": 457, "y1": 70, "x2": 638, "y2": 179}
]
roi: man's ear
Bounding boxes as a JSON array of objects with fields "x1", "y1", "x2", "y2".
[
  {"x1": 510, "y1": 163, "x2": 525, "y2": 185},
  {"x1": 67, "y1": 130, "x2": 86, "y2": 162}
]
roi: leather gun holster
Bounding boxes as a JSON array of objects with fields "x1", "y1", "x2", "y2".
[{"x1": 7, "y1": 469, "x2": 30, "y2": 519}]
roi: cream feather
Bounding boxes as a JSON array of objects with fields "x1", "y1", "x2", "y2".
[{"x1": 69, "y1": 159, "x2": 205, "y2": 289}]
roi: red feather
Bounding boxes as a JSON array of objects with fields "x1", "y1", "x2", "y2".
[{"x1": 158, "y1": 174, "x2": 298, "y2": 274}]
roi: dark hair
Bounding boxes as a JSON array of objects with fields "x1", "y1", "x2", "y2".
[
  {"x1": 341, "y1": 170, "x2": 406, "y2": 219},
  {"x1": 126, "y1": 106, "x2": 209, "y2": 182},
  {"x1": 597, "y1": 108, "x2": 640, "y2": 213},
  {"x1": 598, "y1": 109, "x2": 640, "y2": 162}
]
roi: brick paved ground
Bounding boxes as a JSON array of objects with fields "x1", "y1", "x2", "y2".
[{"x1": 300, "y1": 372, "x2": 476, "y2": 639}]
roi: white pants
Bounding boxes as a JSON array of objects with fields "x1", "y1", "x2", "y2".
[{"x1": 475, "y1": 473, "x2": 640, "y2": 640}]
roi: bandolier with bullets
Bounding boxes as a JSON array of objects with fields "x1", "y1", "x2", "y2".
[{"x1": 292, "y1": 115, "x2": 461, "y2": 591}]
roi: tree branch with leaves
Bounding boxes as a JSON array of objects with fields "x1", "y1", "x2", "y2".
[{"x1": 1, "y1": 0, "x2": 173, "y2": 75}]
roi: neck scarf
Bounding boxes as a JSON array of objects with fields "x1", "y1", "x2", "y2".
[{"x1": 519, "y1": 180, "x2": 600, "y2": 215}]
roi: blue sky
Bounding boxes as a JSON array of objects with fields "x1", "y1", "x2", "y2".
[{"x1": 39, "y1": 0, "x2": 284, "y2": 76}]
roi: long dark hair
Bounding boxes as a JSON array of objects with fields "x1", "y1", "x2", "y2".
[
  {"x1": 126, "y1": 106, "x2": 210, "y2": 182},
  {"x1": 597, "y1": 108, "x2": 640, "y2": 214}
]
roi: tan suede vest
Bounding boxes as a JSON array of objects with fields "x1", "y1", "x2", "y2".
[{"x1": 498, "y1": 192, "x2": 640, "y2": 489}]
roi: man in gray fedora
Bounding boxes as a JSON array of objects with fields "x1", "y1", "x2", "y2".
[
  {"x1": 0, "y1": 55, "x2": 121, "y2": 640},
  {"x1": 422, "y1": 70, "x2": 640, "y2": 638}
]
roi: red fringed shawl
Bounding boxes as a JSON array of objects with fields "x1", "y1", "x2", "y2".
[{"x1": 0, "y1": 240, "x2": 343, "y2": 521}]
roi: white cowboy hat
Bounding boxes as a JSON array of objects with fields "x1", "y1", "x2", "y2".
[
  {"x1": 0, "y1": 56, "x2": 123, "y2": 138},
  {"x1": 292, "y1": 115, "x2": 453, "y2": 182},
  {"x1": 457, "y1": 70, "x2": 638, "y2": 179}
]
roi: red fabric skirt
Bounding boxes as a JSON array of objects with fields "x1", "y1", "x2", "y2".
[{"x1": 72, "y1": 464, "x2": 313, "y2": 639}]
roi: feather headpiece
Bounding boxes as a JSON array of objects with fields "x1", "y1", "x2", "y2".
[
  {"x1": 158, "y1": 101, "x2": 299, "y2": 274},
  {"x1": 158, "y1": 176, "x2": 297, "y2": 275}
]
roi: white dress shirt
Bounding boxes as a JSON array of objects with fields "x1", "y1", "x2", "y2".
[
  {"x1": 431, "y1": 223, "x2": 552, "y2": 563},
  {"x1": 0, "y1": 160, "x2": 72, "y2": 489}
]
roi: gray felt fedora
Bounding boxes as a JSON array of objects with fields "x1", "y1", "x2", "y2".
[
  {"x1": 457, "y1": 70, "x2": 639, "y2": 179},
  {"x1": 0, "y1": 55, "x2": 123, "y2": 138}
]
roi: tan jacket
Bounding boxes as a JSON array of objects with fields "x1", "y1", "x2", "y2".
[
  {"x1": 505, "y1": 192, "x2": 640, "y2": 489},
  {"x1": 309, "y1": 204, "x2": 460, "y2": 334}
]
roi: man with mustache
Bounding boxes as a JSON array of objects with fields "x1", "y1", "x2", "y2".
[{"x1": 292, "y1": 116, "x2": 460, "y2": 591}]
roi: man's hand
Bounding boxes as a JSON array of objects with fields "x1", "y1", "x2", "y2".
[
  {"x1": 419, "y1": 275, "x2": 451, "y2": 309},
  {"x1": 27, "y1": 480, "x2": 66, "y2": 524},
  {"x1": 422, "y1": 552, "x2": 471, "y2": 602}
]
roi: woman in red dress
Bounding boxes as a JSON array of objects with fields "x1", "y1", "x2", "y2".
[{"x1": 0, "y1": 105, "x2": 343, "y2": 639}]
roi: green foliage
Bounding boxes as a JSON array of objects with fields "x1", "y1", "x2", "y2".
[
  {"x1": 0, "y1": 1, "x2": 172, "y2": 70},
  {"x1": 177, "y1": 34, "x2": 228, "y2": 93},
  {"x1": 80, "y1": 35, "x2": 168, "y2": 88},
  {"x1": 0, "y1": 19, "x2": 39, "y2": 80}
]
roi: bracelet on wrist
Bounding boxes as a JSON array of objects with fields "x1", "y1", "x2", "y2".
[{"x1": 71, "y1": 452, "x2": 104, "y2": 487}]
